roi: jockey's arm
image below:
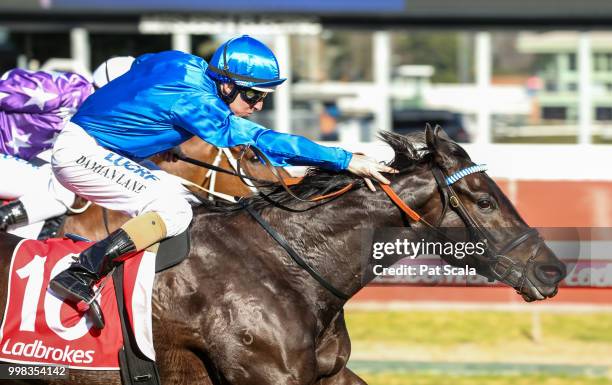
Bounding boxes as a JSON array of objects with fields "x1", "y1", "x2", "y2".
[
  {"x1": 171, "y1": 94, "x2": 352, "y2": 171},
  {"x1": 0, "y1": 69, "x2": 92, "y2": 115}
]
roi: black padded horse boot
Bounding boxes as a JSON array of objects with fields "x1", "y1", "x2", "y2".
[
  {"x1": 0, "y1": 200, "x2": 28, "y2": 231},
  {"x1": 49, "y1": 228, "x2": 136, "y2": 329}
]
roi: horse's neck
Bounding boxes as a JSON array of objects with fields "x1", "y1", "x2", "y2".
[{"x1": 267, "y1": 173, "x2": 436, "y2": 307}]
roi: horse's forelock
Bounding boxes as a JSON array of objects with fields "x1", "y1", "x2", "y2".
[
  {"x1": 436, "y1": 136, "x2": 472, "y2": 165},
  {"x1": 382, "y1": 129, "x2": 472, "y2": 167},
  {"x1": 378, "y1": 131, "x2": 428, "y2": 169}
]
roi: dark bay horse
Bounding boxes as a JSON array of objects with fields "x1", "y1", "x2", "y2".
[
  {"x1": 58, "y1": 136, "x2": 290, "y2": 241},
  {"x1": 0, "y1": 127, "x2": 566, "y2": 384}
]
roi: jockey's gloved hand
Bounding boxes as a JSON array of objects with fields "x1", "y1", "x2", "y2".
[{"x1": 347, "y1": 154, "x2": 398, "y2": 192}]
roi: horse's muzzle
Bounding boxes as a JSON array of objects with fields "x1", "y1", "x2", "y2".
[
  {"x1": 520, "y1": 258, "x2": 566, "y2": 301},
  {"x1": 534, "y1": 261, "x2": 566, "y2": 286}
]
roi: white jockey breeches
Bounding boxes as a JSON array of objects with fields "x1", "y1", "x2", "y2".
[
  {"x1": 51, "y1": 122, "x2": 197, "y2": 237},
  {"x1": 0, "y1": 153, "x2": 76, "y2": 224}
]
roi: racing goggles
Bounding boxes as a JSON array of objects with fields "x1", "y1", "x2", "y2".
[{"x1": 237, "y1": 86, "x2": 268, "y2": 107}]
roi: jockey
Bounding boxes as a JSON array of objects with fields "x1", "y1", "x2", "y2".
[
  {"x1": 0, "y1": 57, "x2": 134, "y2": 232},
  {"x1": 48, "y1": 35, "x2": 396, "y2": 328},
  {"x1": 0, "y1": 69, "x2": 91, "y2": 231}
]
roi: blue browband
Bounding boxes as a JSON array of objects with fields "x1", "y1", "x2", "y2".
[{"x1": 445, "y1": 164, "x2": 488, "y2": 185}]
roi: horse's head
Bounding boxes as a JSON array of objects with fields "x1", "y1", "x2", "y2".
[{"x1": 382, "y1": 125, "x2": 566, "y2": 302}]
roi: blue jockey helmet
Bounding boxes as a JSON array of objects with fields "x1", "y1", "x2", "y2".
[{"x1": 206, "y1": 35, "x2": 286, "y2": 92}]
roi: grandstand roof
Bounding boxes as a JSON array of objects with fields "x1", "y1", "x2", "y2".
[{"x1": 1, "y1": 0, "x2": 612, "y2": 29}]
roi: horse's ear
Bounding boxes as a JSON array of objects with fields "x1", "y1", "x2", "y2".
[
  {"x1": 425, "y1": 123, "x2": 436, "y2": 150},
  {"x1": 434, "y1": 125, "x2": 452, "y2": 141},
  {"x1": 426, "y1": 124, "x2": 458, "y2": 169}
]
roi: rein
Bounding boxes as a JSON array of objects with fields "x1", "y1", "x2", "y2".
[
  {"x1": 170, "y1": 145, "x2": 355, "y2": 299},
  {"x1": 241, "y1": 201, "x2": 350, "y2": 300},
  {"x1": 381, "y1": 165, "x2": 542, "y2": 289},
  {"x1": 174, "y1": 146, "x2": 352, "y2": 205},
  {"x1": 172, "y1": 148, "x2": 278, "y2": 185},
  {"x1": 242, "y1": 161, "x2": 541, "y2": 301},
  {"x1": 238, "y1": 145, "x2": 351, "y2": 203},
  {"x1": 180, "y1": 144, "x2": 539, "y2": 299}
]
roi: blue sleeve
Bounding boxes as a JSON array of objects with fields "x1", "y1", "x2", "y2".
[{"x1": 171, "y1": 93, "x2": 353, "y2": 171}]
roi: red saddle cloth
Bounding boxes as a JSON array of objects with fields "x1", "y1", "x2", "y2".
[{"x1": 0, "y1": 238, "x2": 156, "y2": 370}]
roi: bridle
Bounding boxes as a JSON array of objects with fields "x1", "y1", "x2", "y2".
[
  {"x1": 177, "y1": 146, "x2": 544, "y2": 299},
  {"x1": 201, "y1": 147, "x2": 258, "y2": 200},
  {"x1": 244, "y1": 158, "x2": 544, "y2": 301},
  {"x1": 381, "y1": 163, "x2": 543, "y2": 294}
]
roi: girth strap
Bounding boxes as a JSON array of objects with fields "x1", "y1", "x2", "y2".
[
  {"x1": 113, "y1": 265, "x2": 161, "y2": 385},
  {"x1": 241, "y1": 201, "x2": 350, "y2": 301}
]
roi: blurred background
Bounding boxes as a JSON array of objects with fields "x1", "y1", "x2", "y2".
[{"x1": 1, "y1": 1, "x2": 611, "y2": 384}]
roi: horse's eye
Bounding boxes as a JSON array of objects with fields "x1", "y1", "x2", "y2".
[{"x1": 477, "y1": 198, "x2": 493, "y2": 210}]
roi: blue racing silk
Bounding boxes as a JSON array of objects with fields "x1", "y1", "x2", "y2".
[{"x1": 72, "y1": 50, "x2": 352, "y2": 171}]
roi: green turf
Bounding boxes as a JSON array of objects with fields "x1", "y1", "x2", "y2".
[
  {"x1": 344, "y1": 310, "x2": 612, "y2": 346},
  {"x1": 349, "y1": 360, "x2": 609, "y2": 377},
  {"x1": 344, "y1": 310, "x2": 612, "y2": 383},
  {"x1": 360, "y1": 373, "x2": 612, "y2": 385}
]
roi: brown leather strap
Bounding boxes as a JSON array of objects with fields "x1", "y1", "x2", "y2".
[
  {"x1": 283, "y1": 176, "x2": 303, "y2": 186},
  {"x1": 379, "y1": 183, "x2": 421, "y2": 222},
  {"x1": 310, "y1": 182, "x2": 354, "y2": 202},
  {"x1": 245, "y1": 145, "x2": 355, "y2": 203}
]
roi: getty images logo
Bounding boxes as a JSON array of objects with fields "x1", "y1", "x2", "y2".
[{"x1": 1, "y1": 339, "x2": 94, "y2": 364}]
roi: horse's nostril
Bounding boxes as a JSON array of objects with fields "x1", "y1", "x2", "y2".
[{"x1": 535, "y1": 263, "x2": 565, "y2": 285}]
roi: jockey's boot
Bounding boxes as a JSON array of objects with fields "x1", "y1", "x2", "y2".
[
  {"x1": 49, "y1": 228, "x2": 136, "y2": 328},
  {"x1": 0, "y1": 200, "x2": 28, "y2": 231},
  {"x1": 49, "y1": 212, "x2": 167, "y2": 329}
]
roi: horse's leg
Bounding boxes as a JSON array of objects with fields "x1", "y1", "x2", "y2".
[
  {"x1": 317, "y1": 367, "x2": 367, "y2": 385},
  {"x1": 156, "y1": 347, "x2": 214, "y2": 385},
  {"x1": 199, "y1": 302, "x2": 320, "y2": 385},
  {"x1": 314, "y1": 310, "x2": 367, "y2": 385},
  {"x1": 153, "y1": 314, "x2": 214, "y2": 385}
]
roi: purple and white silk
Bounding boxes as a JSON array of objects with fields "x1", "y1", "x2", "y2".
[{"x1": 0, "y1": 69, "x2": 93, "y2": 160}]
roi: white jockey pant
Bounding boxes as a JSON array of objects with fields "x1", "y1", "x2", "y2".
[
  {"x1": 0, "y1": 153, "x2": 76, "y2": 224},
  {"x1": 51, "y1": 122, "x2": 198, "y2": 237}
]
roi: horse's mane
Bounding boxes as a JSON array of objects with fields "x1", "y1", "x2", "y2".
[{"x1": 194, "y1": 130, "x2": 468, "y2": 214}]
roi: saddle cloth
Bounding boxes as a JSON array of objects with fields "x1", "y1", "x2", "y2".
[{"x1": 0, "y1": 238, "x2": 156, "y2": 370}]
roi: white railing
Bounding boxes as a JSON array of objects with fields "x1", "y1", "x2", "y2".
[{"x1": 306, "y1": 141, "x2": 612, "y2": 181}]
